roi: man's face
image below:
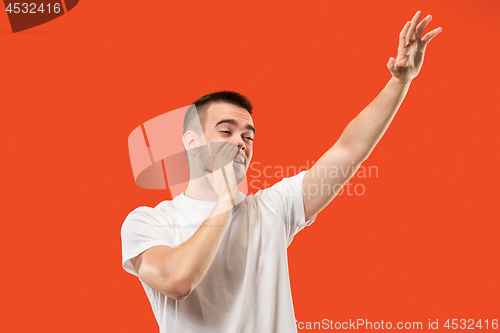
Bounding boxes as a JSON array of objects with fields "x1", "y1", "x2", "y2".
[{"x1": 200, "y1": 102, "x2": 255, "y2": 184}]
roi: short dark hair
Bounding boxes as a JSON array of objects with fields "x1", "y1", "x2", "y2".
[{"x1": 183, "y1": 91, "x2": 253, "y2": 135}]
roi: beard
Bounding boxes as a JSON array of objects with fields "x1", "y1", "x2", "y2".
[{"x1": 194, "y1": 142, "x2": 246, "y2": 185}]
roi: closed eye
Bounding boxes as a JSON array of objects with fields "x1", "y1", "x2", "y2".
[{"x1": 220, "y1": 131, "x2": 253, "y2": 142}]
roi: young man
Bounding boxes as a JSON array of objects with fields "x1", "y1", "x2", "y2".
[{"x1": 121, "y1": 11, "x2": 441, "y2": 333}]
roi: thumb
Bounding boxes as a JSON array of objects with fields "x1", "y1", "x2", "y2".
[
  {"x1": 387, "y1": 57, "x2": 400, "y2": 76},
  {"x1": 387, "y1": 57, "x2": 397, "y2": 72}
]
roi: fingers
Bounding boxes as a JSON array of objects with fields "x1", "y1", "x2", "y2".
[
  {"x1": 399, "y1": 21, "x2": 411, "y2": 48},
  {"x1": 407, "y1": 11, "x2": 422, "y2": 42},
  {"x1": 399, "y1": 11, "x2": 441, "y2": 48},
  {"x1": 213, "y1": 139, "x2": 238, "y2": 171},
  {"x1": 219, "y1": 139, "x2": 236, "y2": 159},
  {"x1": 214, "y1": 140, "x2": 239, "y2": 206},
  {"x1": 422, "y1": 26, "x2": 443, "y2": 44},
  {"x1": 226, "y1": 142, "x2": 239, "y2": 167},
  {"x1": 217, "y1": 140, "x2": 235, "y2": 165},
  {"x1": 416, "y1": 14, "x2": 432, "y2": 40}
]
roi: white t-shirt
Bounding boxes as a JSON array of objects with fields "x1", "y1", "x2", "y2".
[{"x1": 121, "y1": 170, "x2": 317, "y2": 333}]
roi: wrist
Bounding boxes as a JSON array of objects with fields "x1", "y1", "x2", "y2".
[
  {"x1": 217, "y1": 194, "x2": 233, "y2": 204},
  {"x1": 217, "y1": 194, "x2": 235, "y2": 210},
  {"x1": 390, "y1": 76, "x2": 412, "y2": 87}
]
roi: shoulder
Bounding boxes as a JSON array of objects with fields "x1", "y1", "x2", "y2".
[
  {"x1": 121, "y1": 199, "x2": 175, "y2": 231},
  {"x1": 124, "y1": 205, "x2": 158, "y2": 222},
  {"x1": 254, "y1": 171, "x2": 307, "y2": 200}
]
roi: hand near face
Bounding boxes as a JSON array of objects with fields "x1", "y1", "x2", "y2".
[
  {"x1": 207, "y1": 139, "x2": 239, "y2": 206},
  {"x1": 387, "y1": 11, "x2": 442, "y2": 83}
]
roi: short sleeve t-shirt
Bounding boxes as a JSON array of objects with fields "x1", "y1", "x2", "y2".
[{"x1": 121, "y1": 170, "x2": 317, "y2": 333}]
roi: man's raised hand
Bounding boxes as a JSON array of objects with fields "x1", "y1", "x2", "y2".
[
  {"x1": 387, "y1": 11, "x2": 442, "y2": 83},
  {"x1": 209, "y1": 139, "x2": 239, "y2": 207}
]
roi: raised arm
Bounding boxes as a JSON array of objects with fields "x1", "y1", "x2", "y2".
[{"x1": 303, "y1": 11, "x2": 442, "y2": 220}]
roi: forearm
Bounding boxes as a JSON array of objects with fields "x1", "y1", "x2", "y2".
[
  {"x1": 338, "y1": 76, "x2": 411, "y2": 162},
  {"x1": 162, "y1": 197, "x2": 234, "y2": 298}
]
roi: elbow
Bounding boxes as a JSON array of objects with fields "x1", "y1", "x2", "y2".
[
  {"x1": 336, "y1": 142, "x2": 370, "y2": 165},
  {"x1": 171, "y1": 281, "x2": 193, "y2": 301},
  {"x1": 164, "y1": 274, "x2": 194, "y2": 301},
  {"x1": 349, "y1": 146, "x2": 371, "y2": 164}
]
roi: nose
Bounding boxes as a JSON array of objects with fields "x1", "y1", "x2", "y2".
[{"x1": 234, "y1": 136, "x2": 246, "y2": 151}]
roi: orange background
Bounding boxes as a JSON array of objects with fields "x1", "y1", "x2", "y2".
[{"x1": 1, "y1": 0, "x2": 499, "y2": 332}]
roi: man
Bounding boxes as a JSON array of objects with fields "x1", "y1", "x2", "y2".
[{"x1": 121, "y1": 11, "x2": 441, "y2": 333}]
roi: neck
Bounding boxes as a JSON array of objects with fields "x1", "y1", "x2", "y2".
[{"x1": 184, "y1": 173, "x2": 219, "y2": 201}]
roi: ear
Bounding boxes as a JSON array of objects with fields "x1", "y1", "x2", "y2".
[{"x1": 182, "y1": 131, "x2": 197, "y2": 158}]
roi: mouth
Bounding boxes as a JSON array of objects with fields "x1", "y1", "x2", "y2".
[{"x1": 233, "y1": 156, "x2": 245, "y2": 165}]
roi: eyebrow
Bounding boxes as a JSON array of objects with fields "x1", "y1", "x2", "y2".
[{"x1": 214, "y1": 119, "x2": 256, "y2": 135}]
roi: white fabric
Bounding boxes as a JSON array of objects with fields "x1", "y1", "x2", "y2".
[{"x1": 121, "y1": 170, "x2": 317, "y2": 333}]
